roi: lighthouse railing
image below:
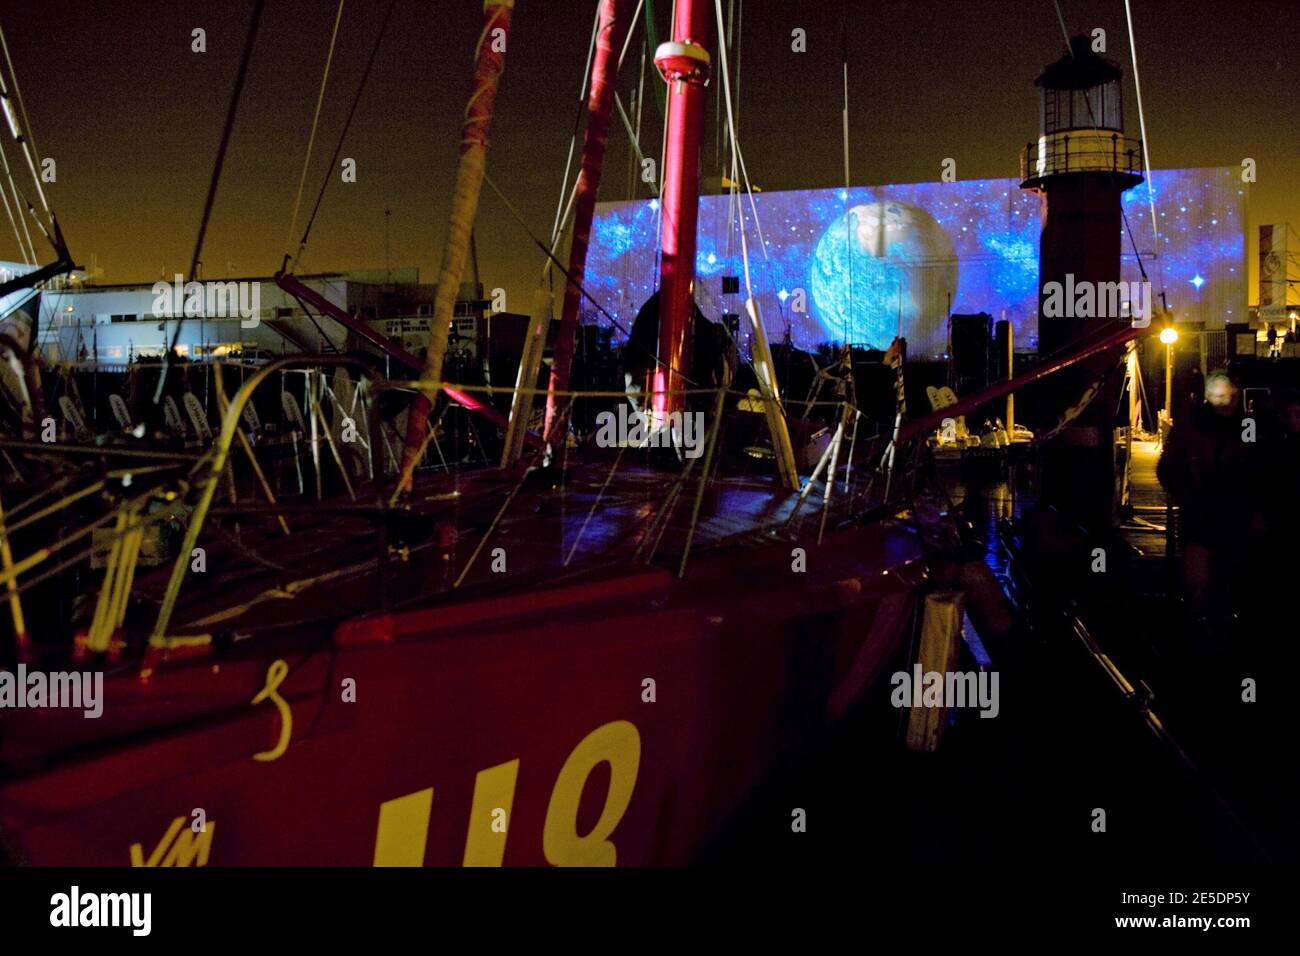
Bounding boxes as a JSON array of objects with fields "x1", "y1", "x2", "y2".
[{"x1": 1020, "y1": 133, "x2": 1143, "y2": 183}]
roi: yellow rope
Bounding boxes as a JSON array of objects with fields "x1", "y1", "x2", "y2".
[
  {"x1": 4, "y1": 480, "x2": 106, "y2": 535},
  {"x1": 0, "y1": 486, "x2": 27, "y2": 647},
  {"x1": 85, "y1": 502, "x2": 147, "y2": 653},
  {"x1": 87, "y1": 509, "x2": 128, "y2": 652},
  {"x1": 109, "y1": 511, "x2": 145, "y2": 635}
]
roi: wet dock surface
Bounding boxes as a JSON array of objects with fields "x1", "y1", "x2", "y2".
[{"x1": 704, "y1": 439, "x2": 1296, "y2": 867}]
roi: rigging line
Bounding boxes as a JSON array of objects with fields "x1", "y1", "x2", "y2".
[
  {"x1": 615, "y1": 0, "x2": 647, "y2": 199},
  {"x1": 618, "y1": 0, "x2": 646, "y2": 70},
  {"x1": 704, "y1": 19, "x2": 767, "y2": 270},
  {"x1": 734, "y1": 0, "x2": 742, "y2": 133},
  {"x1": 551, "y1": 0, "x2": 644, "y2": 252},
  {"x1": 0, "y1": 161, "x2": 28, "y2": 265},
  {"x1": 550, "y1": 2, "x2": 604, "y2": 249},
  {"x1": 549, "y1": 177, "x2": 584, "y2": 275},
  {"x1": 728, "y1": 0, "x2": 738, "y2": 251},
  {"x1": 287, "y1": 0, "x2": 346, "y2": 253},
  {"x1": 730, "y1": 5, "x2": 747, "y2": 259},
  {"x1": 613, "y1": 35, "x2": 664, "y2": 201},
  {"x1": 711, "y1": 0, "x2": 768, "y2": 271},
  {"x1": 713, "y1": 2, "x2": 759, "y2": 324},
  {"x1": 723, "y1": 120, "x2": 767, "y2": 261},
  {"x1": 0, "y1": 21, "x2": 52, "y2": 228},
  {"x1": 482, "y1": 171, "x2": 702, "y2": 387},
  {"x1": 630, "y1": 31, "x2": 647, "y2": 199},
  {"x1": 287, "y1": 291, "x2": 343, "y2": 353},
  {"x1": 841, "y1": 0, "x2": 849, "y2": 192},
  {"x1": 714, "y1": 0, "x2": 731, "y2": 174},
  {"x1": 712, "y1": 10, "x2": 790, "y2": 340},
  {"x1": 0, "y1": 141, "x2": 34, "y2": 264},
  {"x1": 1123, "y1": 0, "x2": 1159, "y2": 256},
  {"x1": 18, "y1": 190, "x2": 55, "y2": 254},
  {"x1": 0, "y1": 131, "x2": 34, "y2": 262},
  {"x1": 1119, "y1": 207, "x2": 1148, "y2": 283},
  {"x1": 841, "y1": 0, "x2": 850, "y2": 345},
  {"x1": 1051, "y1": 0, "x2": 1071, "y2": 49},
  {"x1": 613, "y1": 93, "x2": 653, "y2": 182},
  {"x1": 640, "y1": 0, "x2": 665, "y2": 117},
  {"x1": 289, "y1": 0, "x2": 398, "y2": 271},
  {"x1": 156, "y1": 0, "x2": 265, "y2": 404}
]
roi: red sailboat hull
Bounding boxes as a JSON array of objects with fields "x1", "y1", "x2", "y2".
[{"x1": 0, "y1": 520, "x2": 921, "y2": 866}]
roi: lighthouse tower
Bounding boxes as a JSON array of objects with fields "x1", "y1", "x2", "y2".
[{"x1": 1020, "y1": 35, "x2": 1144, "y2": 530}]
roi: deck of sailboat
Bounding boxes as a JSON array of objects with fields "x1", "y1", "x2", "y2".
[{"x1": 130, "y1": 452, "x2": 888, "y2": 641}]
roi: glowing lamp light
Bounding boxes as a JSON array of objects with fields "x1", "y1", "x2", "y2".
[
  {"x1": 1190, "y1": 273, "x2": 1206, "y2": 290},
  {"x1": 1159, "y1": 327, "x2": 1178, "y2": 345}
]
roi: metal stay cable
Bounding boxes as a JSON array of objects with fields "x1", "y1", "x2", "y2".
[
  {"x1": 286, "y1": 0, "x2": 347, "y2": 255},
  {"x1": 289, "y1": 0, "x2": 398, "y2": 271},
  {"x1": 0, "y1": 19, "x2": 54, "y2": 231},
  {"x1": 156, "y1": 0, "x2": 266, "y2": 404},
  {"x1": 550, "y1": 2, "x2": 604, "y2": 250},
  {"x1": 481, "y1": 171, "x2": 704, "y2": 389}
]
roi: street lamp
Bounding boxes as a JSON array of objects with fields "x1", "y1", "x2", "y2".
[{"x1": 1159, "y1": 326, "x2": 1178, "y2": 423}]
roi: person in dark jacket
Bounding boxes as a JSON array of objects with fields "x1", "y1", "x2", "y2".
[{"x1": 1157, "y1": 370, "x2": 1253, "y2": 618}]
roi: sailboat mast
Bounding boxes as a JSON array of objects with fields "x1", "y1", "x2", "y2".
[
  {"x1": 398, "y1": 0, "x2": 515, "y2": 492},
  {"x1": 544, "y1": 0, "x2": 630, "y2": 447},
  {"x1": 651, "y1": 0, "x2": 711, "y2": 426}
]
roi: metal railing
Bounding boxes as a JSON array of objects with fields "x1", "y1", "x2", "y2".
[{"x1": 1021, "y1": 133, "x2": 1143, "y2": 183}]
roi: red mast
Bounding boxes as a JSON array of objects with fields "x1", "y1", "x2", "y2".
[
  {"x1": 651, "y1": 0, "x2": 711, "y2": 426},
  {"x1": 543, "y1": 0, "x2": 631, "y2": 446}
]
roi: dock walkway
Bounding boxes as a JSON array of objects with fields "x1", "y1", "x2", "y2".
[{"x1": 706, "y1": 435, "x2": 1297, "y2": 868}]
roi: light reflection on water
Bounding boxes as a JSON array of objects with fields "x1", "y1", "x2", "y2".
[{"x1": 939, "y1": 465, "x2": 1030, "y2": 581}]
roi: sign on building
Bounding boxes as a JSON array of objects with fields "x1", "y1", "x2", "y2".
[{"x1": 1258, "y1": 224, "x2": 1295, "y2": 321}]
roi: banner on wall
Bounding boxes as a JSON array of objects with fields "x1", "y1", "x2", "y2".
[{"x1": 1258, "y1": 224, "x2": 1291, "y2": 321}]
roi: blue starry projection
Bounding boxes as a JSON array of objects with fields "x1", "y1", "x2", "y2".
[
  {"x1": 1121, "y1": 168, "x2": 1245, "y2": 328},
  {"x1": 587, "y1": 168, "x2": 1245, "y2": 359}
]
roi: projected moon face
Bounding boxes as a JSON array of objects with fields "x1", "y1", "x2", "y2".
[{"x1": 809, "y1": 201, "x2": 958, "y2": 349}]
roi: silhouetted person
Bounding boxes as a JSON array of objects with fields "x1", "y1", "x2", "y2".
[{"x1": 1157, "y1": 370, "x2": 1252, "y2": 623}]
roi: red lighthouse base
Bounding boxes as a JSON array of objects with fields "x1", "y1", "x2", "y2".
[{"x1": 1029, "y1": 172, "x2": 1137, "y2": 532}]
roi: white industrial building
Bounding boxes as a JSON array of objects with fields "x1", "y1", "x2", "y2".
[{"x1": 15, "y1": 265, "x2": 490, "y2": 365}]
